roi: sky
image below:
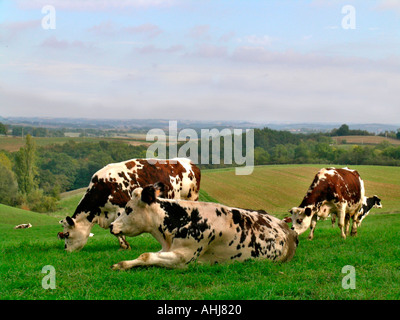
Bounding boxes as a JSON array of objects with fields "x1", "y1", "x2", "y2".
[{"x1": 0, "y1": 0, "x2": 400, "y2": 124}]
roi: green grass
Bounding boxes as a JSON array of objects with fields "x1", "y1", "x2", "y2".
[
  {"x1": 1, "y1": 211, "x2": 399, "y2": 300},
  {"x1": 1, "y1": 164, "x2": 399, "y2": 300}
]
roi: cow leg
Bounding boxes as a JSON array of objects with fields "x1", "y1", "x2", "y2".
[
  {"x1": 308, "y1": 215, "x2": 318, "y2": 240},
  {"x1": 331, "y1": 213, "x2": 336, "y2": 228},
  {"x1": 337, "y1": 205, "x2": 347, "y2": 239},
  {"x1": 344, "y1": 213, "x2": 351, "y2": 236},
  {"x1": 117, "y1": 235, "x2": 131, "y2": 250},
  {"x1": 350, "y1": 218, "x2": 358, "y2": 237},
  {"x1": 111, "y1": 251, "x2": 187, "y2": 270}
]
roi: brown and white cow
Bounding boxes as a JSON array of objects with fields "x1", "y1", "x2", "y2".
[
  {"x1": 289, "y1": 167, "x2": 365, "y2": 239},
  {"x1": 110, "y1": 184, "x2": 298, "y2": 270},
  {"x1": 59, "y1": 158, "x2": 200, "y2": 252}
]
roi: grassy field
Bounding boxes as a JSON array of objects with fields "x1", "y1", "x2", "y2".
[{"x1": 1, "y1": 165, "x2": 399, "y2": 300}]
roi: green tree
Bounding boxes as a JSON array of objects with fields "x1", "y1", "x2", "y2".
[
  {"x1": 0, "y1": 122, "x2": 8, "y2": 135},
  {"x1": 294, "y1": 142, "x2": 311, "y2": 162},
  {"x1": 0, "y1": 152, "x2": 13, "y2": 170},
  {"x1": 254, "y1": 147, "x2": 270, "y2": 165},
  {"x1": 14, "y1": 134, "x2": 38, "y2": 194},
  {"x1": 0, "y1": 162, "x2": 18, "y2": 205},
  {"x1": 336, "y1": 124, "x2": 350, "y2": 136}
]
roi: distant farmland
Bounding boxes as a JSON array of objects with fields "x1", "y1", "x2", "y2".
[
  {"x1": 0, "y1": 135, "x2": 150, "y2": 152},
  {"x1": 332, "y1": 135, "x2": 400, "y2": 146}
]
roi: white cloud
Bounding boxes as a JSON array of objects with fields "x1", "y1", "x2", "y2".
[
  {"x1": 238, "y1": 35, "x2": 273, "y2": 46},
  {"x1": 375, "y1": 0, "x2": 400, "y2": 13},
  {"x1": 2, "y1": 48, "x2": 400, "y2": 124},
  {"x1": 186, "y1": 25, "x2": 211, "y2": 40}
]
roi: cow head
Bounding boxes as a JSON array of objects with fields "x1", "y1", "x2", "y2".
[
  {"x1": 371, "y1": 195, "x2": 382, "y2": 209},
  {"x1": 110, "y1": 183, "x2": 164, "y2": 237},
  {"x1": 289, "y1": 206, "x2": 317, "y2": 235},
  {"x1": 58, "y1": 214, "x2": 94, "y2": 252}
]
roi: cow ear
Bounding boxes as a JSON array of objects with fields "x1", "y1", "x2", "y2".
[
  {"x1": 66, "y1": 216, "x2": 75, "y2": 227},
  {"x1": 153, "y1": 182, "x2": 166, "y2": 198},
  {"x1": 305, "y1": 207, "x2": 312, "y2": 216},
  {"x1": 141, "y1": 185, "x2": 156, "y2": 205}
]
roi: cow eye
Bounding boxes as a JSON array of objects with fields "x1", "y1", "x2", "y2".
[
  {"x1": 65, "y1": 232, "x2": 70, "y2": 238},
  {"x1": 297, "y1": 219, "x2": 303, "y2": 224}
]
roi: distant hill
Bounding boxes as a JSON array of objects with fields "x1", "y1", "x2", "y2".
[
  {"x1": 1, "y1": 117, "x2": 399, "y2": 134},
  {"x1": 0, "y1": 204, "x2": 58, "y2": 226}
]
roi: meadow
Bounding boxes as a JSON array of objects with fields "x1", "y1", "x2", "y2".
[{"x1": 0, "y1": 165, "x2": 399, "y2": 300}]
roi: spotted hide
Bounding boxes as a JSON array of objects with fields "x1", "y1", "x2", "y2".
[
  {"x1": 110, "y1": 184, "x2": 298, "y2": 270},
  {"x1": 289, "y1": 167, "x2": 365, "y2": 239},
  {"x1": 59, "y1": 158, "x2": 201, "y2": 252}
]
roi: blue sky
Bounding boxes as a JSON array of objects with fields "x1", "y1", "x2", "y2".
[{"x1": 1, "y1": 0, "x2": 399, "y2": 123}]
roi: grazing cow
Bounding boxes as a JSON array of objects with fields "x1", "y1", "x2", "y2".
[
  {"x1": 289, "y1": 167, "x2": 365, "y2": 239},
  {"x1": 331, "y1": 195, "x2": 382, "y2": 228},
  {"x1": 110, "y1": 184, "x2": 298, "y2": 270},
  {"x1": 357, "y1": 195, "x2": 382, "y2": 227},
  {"x1": 59, "y1": 158, "x2": 201, "y2": 252}
]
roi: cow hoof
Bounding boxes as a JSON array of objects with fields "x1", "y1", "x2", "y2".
[{"x1": 111, "y1": 262, "x2": 125, "y2": 271}]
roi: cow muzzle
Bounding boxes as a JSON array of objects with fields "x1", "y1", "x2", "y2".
[
  {"x1": 109, "y1": 224, "x2": 121, "y2": 236},
  {"x1": 57, "y1": 232, "x2": 69, "y2": 239}
]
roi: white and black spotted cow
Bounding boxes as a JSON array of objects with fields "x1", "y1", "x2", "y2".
[
  {"x1": 110, "y1": 184, "x2": 298, "y2": 270},
  {"x1": 59, "y1": 158, "x2": 200, "y2": 252},
  {"x1": 330, "y1": 195, "x2": 382, "y2": 228},
  {"x1": 357, "y1": 195, "x2": 382, "y2": 227},
  {"x1": 289, "y1": 167, "x2": 365, "y2": 239}
]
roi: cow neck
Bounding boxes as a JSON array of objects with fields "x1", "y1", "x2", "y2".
[
  {"x1": 75, "y1": 212, "x2": 96, "y2": 231},
  {"x1": 149, "y1": 202, "x2": 172, "y2": 252}
]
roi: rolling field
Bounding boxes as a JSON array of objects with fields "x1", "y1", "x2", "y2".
[{"x1": 0, "y1": 165, "x2": 399, "y2": 300}]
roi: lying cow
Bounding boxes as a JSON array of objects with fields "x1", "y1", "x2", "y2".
[
  {"x1": 14, "y1": 223, "x2": 32, "y2": 229},
  {"x1": 59, "y1": 158, "x2": 201, "y2": 252},
  {"x1": 289, "y1": 167, "x2": 365, "y2": 239},
  {"x1": 110, "y1": 183, "x2": 298, "y2": 270}
]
